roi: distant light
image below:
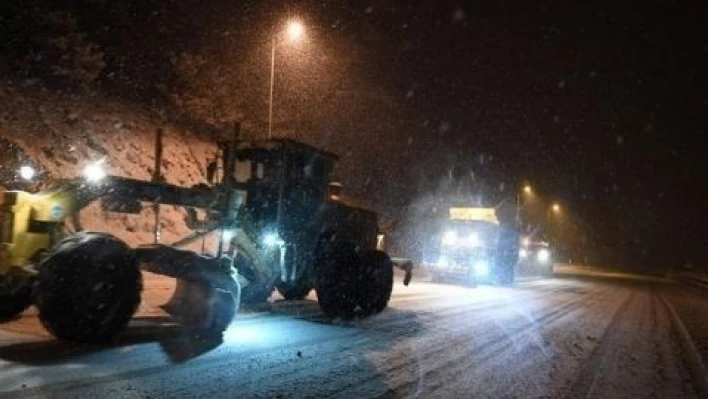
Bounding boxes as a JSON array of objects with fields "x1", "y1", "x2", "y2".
[
  {"x1": 466, "y1": 232, "x2": 482, "y2": 247},
  {"x1": 519, "y1": 248, "x2": 528, "y2": 259},
  {"x1": 552, "y1": 203, "x2": 561, "y2": 213},
  {"x1": 473, "y1": 260, "x2": 490, "y2": 277},
  {"x1": 436, "y1": 255, "x2": 451, "y2": 268},
  {"x1": 442, "y1": 230, "x2": 458, "y2": 246},
  {"x1": 522, "y1": 237, "x2": 531, "y2": 247},
  {"x1": 523, "y1": 185, "x2": 532, "y2": 195},
  {"x1": 83, "y1": 159, "x2": 107, "y2": 182},
  {"x1": 286, "y1": 20, "x2": 305, "y2": 42},
  {"x1": 537, "y1": 249, "x2": 551, "y2": 263},
  {"x1": 19, "y1": 165, "x2": 35, "y2": 181}
]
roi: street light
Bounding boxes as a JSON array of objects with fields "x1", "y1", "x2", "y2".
[
  {"x1": 547, "y1": 202, "x2": 562, "y2": 221},
  {"x1": 268, "y1": 19, "x2": 305, "y2": 139}
]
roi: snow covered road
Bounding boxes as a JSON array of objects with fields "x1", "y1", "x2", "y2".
[{"x1": 1, "y1": 268, "x2": 706, "y2": 398}]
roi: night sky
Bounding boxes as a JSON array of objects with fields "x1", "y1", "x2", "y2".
[{"x1": 314, "y1": 0, "x2": 708, "y2": 268}]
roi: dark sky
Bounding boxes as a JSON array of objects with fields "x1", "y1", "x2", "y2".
[{"x1": 317, "y1": 0, "x2": 708, "y2": 268}]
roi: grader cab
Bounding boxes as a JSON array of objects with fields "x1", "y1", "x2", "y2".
[{"x1": 0, "y1": 128, "x2": 400, "y2": 343}]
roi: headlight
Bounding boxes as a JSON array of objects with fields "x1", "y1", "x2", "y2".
[
  {"x1": 222, "y1": 229, "x2": 236, "y2": 243},
  {"x1": 19, "y1": 165, "x2": 36, "y2": 181},
  {"x1": 83, "y1": 159, "x2": 107, "y2": 182},
  {"x1": 537, "y1": 248, "x2": 550, "y2": 263},
  {"x1": 442, "y1": 231, "x2": 458, "y2": 246},
  {"x1": 466, "y1": 232, "x2": 482, "y2": 247},
  {"x1": 519, "y1": 248, "x2": 528, "y2": 259},
  {"x1": 263, "y1": 233, "x2": 284, "y2": 247},
  {"x1": 473, "y1": 259, "x2": 490, "y2": 276},
  {"x1": 436, "y1": 255, "x2": 450, "y2": 267}
]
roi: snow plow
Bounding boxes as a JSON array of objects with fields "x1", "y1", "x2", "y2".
[
  {"x1": 423, "y1": 207, "x2": 519, "y2": 285},
  {"x1": 0, "y1": 126, "x2": 403, "y2": 343}
]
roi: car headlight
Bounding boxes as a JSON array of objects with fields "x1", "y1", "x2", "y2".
[
  {"x1": 519, "y1": 248, "x2": 528, "y2": 259},
  {"x1": 473, "y1": 259, "x2": 490, "y2": 276},
  {"x1": 537, "y1": 248, "x2": 550, "y2": 263},
  {"x1": 442, "y1": 231, "x2": 458, "y2": 246}
]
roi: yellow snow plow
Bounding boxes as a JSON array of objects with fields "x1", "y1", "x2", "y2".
[{"x1": 1, "y1": 125, "x2": 404, "y2": 343}]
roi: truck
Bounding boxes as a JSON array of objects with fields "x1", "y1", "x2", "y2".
[
  {"x1": 423, "y1": 207, "x2": 519, "y2": 286},
  {"x1": 0, "y1": 126, "x2": 408, "y2": 343}
]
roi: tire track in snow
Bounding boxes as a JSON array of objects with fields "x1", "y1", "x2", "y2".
[
  {"x1": 337, "y1": 285, "x2": 607, "y2": 398},
  {"x1": 566, "y1": 291, "x2": 635, "y2": 398},
  {"x1": 659, "y1": 293, "x2": 708, "y2": 397}
]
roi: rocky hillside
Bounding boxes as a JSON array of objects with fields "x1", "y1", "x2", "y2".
[{"x1": 0, "y1": 81, "x2": 221, "y2": 251}]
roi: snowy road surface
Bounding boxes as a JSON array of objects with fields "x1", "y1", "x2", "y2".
[{"x1": 1, "y1": 267, "x2": 707, "y2": 398}]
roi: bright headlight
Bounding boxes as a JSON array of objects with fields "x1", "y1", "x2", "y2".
[
  {"x1": 19, "y1": 165, "x2": 36, "y2": 181},
  {"x1": 442, "y1": 231, "x2": 458, "y2": 246},
  {"x1": 436, "y1": 256, "x2": 450, "y2": 267},
  {"x1": 222, "y1": 229, "x2": 236, "y2": 243},
  {"x1": 537, "y1": 248, "x2": 550, "y2": 263},
  {"x1": 466, "y1": 232, "x2": 482, "y2": 247},
  {"x1": 519, "y1": 248, "x2": 528, "y2": 259},
  {"x1": 83, "y1": 159, "x2": 107, "y2": 182},
  {"x1": 473, "y1": 259, "x2": 490, "y2": 277},
  {"x1": 263, "y1": 233, "x2": 284, "y2": 247}
]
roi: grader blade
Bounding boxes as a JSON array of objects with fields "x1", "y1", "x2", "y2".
[
  {"x1": 134, "y1": 245, "x2": 240, "y2": 334},
  {"x1": 163, "y1": 281, "x2": 237, "y2": 333}
]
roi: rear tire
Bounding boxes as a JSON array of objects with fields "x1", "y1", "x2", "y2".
[
  {"x1": 0, "y1": 275, "x2": 33, "y2": 321},
  {"x1": 314, "y1": 241, "x2": 394, "y2": 319},
  {"x1": 314, "y1": 241, "x2": 360, "y2": 319},
  {"x1": 34, "y1": 232, "x2": 142, "y2": 343},
  {"x1": 359, "y1": 250, "x2": 394, "y2": 314}
]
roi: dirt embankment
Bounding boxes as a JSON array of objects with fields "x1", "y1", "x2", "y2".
[{"x1": 0, "y1": 81, "x2": 222, "y2": 250}]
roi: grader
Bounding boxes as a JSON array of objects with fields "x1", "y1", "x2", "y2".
[{"x1": 0, "y1": 127, "x2": 406, "y2": 343}]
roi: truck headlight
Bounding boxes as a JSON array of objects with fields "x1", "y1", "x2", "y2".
[
  {"x1": 466, "y1": 232, "x2": 482, "y2": 247},
  {"x1": 83, "y1": 159, "x2": 107, "y2": 182},
  {"x1": 436, "y1": 255, "x2": 450, "y2": 267},
  {"x1": 519, "y1": 248, "x2": 528, "y2": 259},
  {"x1": 442, "y1": 231, "x2": 458, "y2": 246},
  {"x1": 473, "y1": 259, "x2": 490, "y2": 277},
  {"x1": 537, "y1": 249, "x2": 550, "y2": 263}
]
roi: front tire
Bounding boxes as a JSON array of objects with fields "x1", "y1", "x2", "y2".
[
  {"x1": 0, "y1": 275, "x2": 33, "y2": 321},
  {"x1": 34, "y1": 232, "x2": 142, "y2": 343}
]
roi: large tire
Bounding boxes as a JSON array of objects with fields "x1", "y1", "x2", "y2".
[
  {"x1": 0, "y1": 275, "x2": 33, "y2": 321},
  {"x1": 314, "y1": 240, "x2": 361, "y2": 319},
  {"x1": 359, "y1": 250, "x2": 394, "y2": 314},
  {"x1": 34, "y1": 232, "x2": 142, "y2": 343},
  {"x1": 276, "y1": 282, "x2": 312, "y2": 300},
  {"x1": 314, "y1": 241, "x2": 394, "y2": 319}
]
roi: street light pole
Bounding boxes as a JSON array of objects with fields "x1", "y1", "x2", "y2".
[{"x1": 268, "y1": 37, "x2": 276, "y2": 139}]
